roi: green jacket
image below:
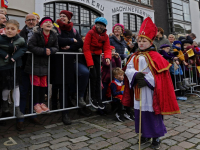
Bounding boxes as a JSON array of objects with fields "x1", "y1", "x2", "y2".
[{"x1": 0, "y1": 34, "x2": 27, "y2": 70}]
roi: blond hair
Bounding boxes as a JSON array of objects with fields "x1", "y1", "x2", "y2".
[
  {"x1": 112, "y1": 67, "x2": 124, "y2": 78},
  {"x1": 0, "y1": 7, "x2": 7, "y2": 14},
  {"x1": 6, "y1": 19, "x2": 20, "y2": 29}
]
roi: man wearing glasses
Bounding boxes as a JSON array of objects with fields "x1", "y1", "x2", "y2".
[{"x1": 16, "y1": 14, "x2": 41, "y2": 131}]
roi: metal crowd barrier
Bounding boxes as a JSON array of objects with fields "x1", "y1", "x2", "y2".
[{"x1": 0, "y1": 52, "x2": 114, "y2": 121}]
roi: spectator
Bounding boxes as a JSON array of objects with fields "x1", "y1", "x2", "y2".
[
  {"x1": 50, "y1": 10, "x2": 85, "y2": 125},
  {"x1": 168, "y1": 34, "x2": 175, "y2": 45},
  {"x1": 17, "y1": 14, "x2": 38, "y2": 131},
  {"x1": 110, "y1": 23, "x2": 128, "y2": 60},
  {"x1": 123, "y1": 29, "x2": 135, "y2": 53},
  {"x1": 0, "y1": 14, "x2": 6, "y2": 29},
  {"x1": 189, "y1": 33, "x2": 196, "y2": 40},
  {"x1": 83, "y1": 17, "x2": 111, "y2": 109},
  {"x1": 0, "y1": 20, "x2": 27, "y2": 119},
  {"x1": 0, "y1": 14, "x2": 7, "y2": 35},
  {"x1": 153, "y1": 27, "x2": 171, "y2": 50},
  {"x1": 32, "y1": 12, "x2": 40, "y2": 25},
  {"x1": 24, "y1": 17, "x2": 58, "y2": 114},
  {"x1": 102, "y1": 46, "x2": 121, "y2": 101},
  {"x1": 0, "y1": 7, "x2": 6, "y2": 15}
]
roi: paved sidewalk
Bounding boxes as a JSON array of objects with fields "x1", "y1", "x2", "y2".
[{"x1": 1, "y1": 96, "x2": 200, "y2": 149}]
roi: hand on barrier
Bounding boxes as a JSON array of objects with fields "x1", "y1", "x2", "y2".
[
  {"x1": 183, "y1": 61, "x2": 188, "y2": 66},
  {"x1": 114, "y1": 53, "x2": 119, "y2": 58},
  {"x1": 5, "y1": 54, "x2": 8, "y2": 59},
  {"x1": 73, "y1": 38, "x2": 77, "y2": 43},
  {"x1": 106, "y1": 58, "x2": 110, "y2": 65},
  {"x1": 188, "y1": 65, "x2": 192, "y2": 69},
  {"x1": 11, "y1": 58, "x2": 15, "y2": 62},
  {"x1": 61, "y1": 46, "x2": 70, "y2": 50},
  {"x1": 46, "y1": 48, "x2": 51, "y2": 56},
  {"x1": 173, "y1": 57, "x2": 178, "y2": 60}
]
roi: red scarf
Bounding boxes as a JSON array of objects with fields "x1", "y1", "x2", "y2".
[{"x1": 57, "y1": 19, "x2": 73, "y2": 31}]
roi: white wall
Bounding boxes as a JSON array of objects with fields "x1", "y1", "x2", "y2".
[
  {"x1": 35, "y1": 0, "x2": 154, "y2": 34},
  {"x1": 190, "y1": 0, "x2": 200, "y2": 42}
]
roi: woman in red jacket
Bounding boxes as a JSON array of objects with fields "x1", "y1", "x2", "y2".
[{"x1": 83, "y1": 17, "x2": 111, "y2": 109}]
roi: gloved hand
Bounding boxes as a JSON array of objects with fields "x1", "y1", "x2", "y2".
[
  {"x1": 135, "y1": 72, "x2": 145, "y2": 80},
  {"x1": 137, "y1": 79, "x2": 147, "y2": 88}
]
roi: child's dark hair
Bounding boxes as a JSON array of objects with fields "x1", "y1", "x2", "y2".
[
  {"x1": 112, "y1": 67, "x2": 124, "y2": 78},
  {"x1": 81, "y1": 35, "x2": 85, "y2": 38},
  {"x1": 6, "y1": 19, "x2": 19, "y2": 29},
  {"x1": 123, "y1": 29, "x2": 132, "y2": 37}
]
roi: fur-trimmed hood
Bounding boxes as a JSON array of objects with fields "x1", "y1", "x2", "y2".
[{"x1": 33, "y1": 26, "x2": 57, "y2": 34}]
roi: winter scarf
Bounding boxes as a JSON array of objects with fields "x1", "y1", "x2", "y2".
[
  {"x1": 56, "y1": 19, "x2": 73, "y2": 31},
  {"x1": 26, "y1": 27, "x2": 34, "y2": 42}
]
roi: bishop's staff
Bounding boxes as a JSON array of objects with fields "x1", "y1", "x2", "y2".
[{"x1": 136, "y1": 54, "x2": 149, "y2": 150}]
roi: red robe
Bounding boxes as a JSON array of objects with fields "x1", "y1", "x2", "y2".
[{"x1": 122, "y1": 50, "x2": 180, "y2": 115}]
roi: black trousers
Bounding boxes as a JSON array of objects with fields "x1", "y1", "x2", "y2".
[
  {"x1": 51, "y1": 84, "x2": 69, "y2": 115},
  {"x1": 90, "y1": 55, "x2": 101, "y2": 100}
]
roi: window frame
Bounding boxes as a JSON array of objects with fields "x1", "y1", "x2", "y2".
[
  {"x1": 44, "y1": 2, "x2": 101, "y2": 36},
  {"x1": 123, "y1": 13, "x2": 143, "y2": 33}
]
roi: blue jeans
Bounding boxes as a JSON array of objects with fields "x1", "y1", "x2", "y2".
[
  {"x1": 17, "y1": 69, "x2": 36, "y2": 122},
  {"x1": 73, "y1": 63, "x2": 89, "y2": 97}
]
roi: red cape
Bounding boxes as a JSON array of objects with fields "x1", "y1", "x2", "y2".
[{"x1": 122, "y1": 50, "x2": 180, "y2": 115}]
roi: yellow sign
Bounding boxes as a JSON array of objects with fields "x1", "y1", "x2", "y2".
[
  {"x1": 186, "y1": 48, "x2": 194, "y2": 57},
  {"x1": 197, "y1": 66, "x2": 200, "y2": 73}
]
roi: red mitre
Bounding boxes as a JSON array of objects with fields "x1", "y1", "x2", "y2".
[{"x1": 138, "y1": 17, "x2": 157, "y2": 42}]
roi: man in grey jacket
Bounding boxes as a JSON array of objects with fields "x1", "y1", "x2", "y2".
[{"x1": 153, "y1": 27, "x2": 171, "y2": 51}]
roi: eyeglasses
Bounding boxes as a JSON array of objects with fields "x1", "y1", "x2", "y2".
[
  {"x1": 26, "y1": 19, "x2": 36, "y2": 22},
  {"x1": 60, "y1": 15, "x2": 67, "y2": 18}
]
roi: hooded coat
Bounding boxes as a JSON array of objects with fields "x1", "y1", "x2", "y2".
[{"x1": 24, "y1": 26, "x2": 58, "y2": 76}]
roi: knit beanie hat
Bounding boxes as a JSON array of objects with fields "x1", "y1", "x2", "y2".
[
  {"x1": 112, "y1": 23, "x2": 124, "y2": 33},
  {"x1": 160, "y1": 44, "x2": 170, "y2": 49},
  {"x1": 173, "y1": 41, "x2": 182, "y2": 45},
  {"x1": 32, "y1": 12, "x2": 40, "y2": 19},
  {"x1": 60, "y1": 10, "x2": 73, "y2": 20},
  {"x1": 39, "y1": 17, "x2": 54, "y2": 27}
]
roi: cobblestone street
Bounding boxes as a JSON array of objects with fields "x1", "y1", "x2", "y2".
[{"x1": 1, "y1": 96, "x2": 200, "y2": 150}]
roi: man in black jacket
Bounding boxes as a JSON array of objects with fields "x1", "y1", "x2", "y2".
[{"x1": 16, "y1": 14, "x2": 41, "y2": 131}]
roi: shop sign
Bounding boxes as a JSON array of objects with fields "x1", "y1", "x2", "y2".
[
  {"x1": 78, "y1": 0, "x2": 104, "y2": 11},
  {"x1": 112, "y1": 6, "x2": 152, "y2": 18}
]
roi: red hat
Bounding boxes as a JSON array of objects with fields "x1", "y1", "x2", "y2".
[
  {"x1": 138, "y1": 17, "x2": 157, "y2": 42},
  {"x1": 60, "y1": 10, "x2": 73, "y2": 20}
]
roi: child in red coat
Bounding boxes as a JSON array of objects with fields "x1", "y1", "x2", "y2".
[{"x1": 83, "y1": 17, "x2": 111, "y2": 109}]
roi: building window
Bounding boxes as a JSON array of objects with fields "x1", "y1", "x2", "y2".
[
  {"x1": 112, "y1": 14, "x2": 119, "y2": 27},
  {"x1": 127, "y1": 0, "x2": 139, "y2": 2},
  {"x1": 168, "y1": 0, "x2": 191, "y2": 35},
  {"x1": 168, "y1": 0, "x2": 191, "y2": 22},
  {"x1": 173, "y1": 22, "x2": 191, "y2": 34},
  {"x1": 123, "y1": 13, "x2": 143, "y2": 33},
  {"x1": 141, "y1": 0, "x2": 151, "y2": 5},
  {"x1": 44, "y1": 2, "x2": 101, "y2": 36}
]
